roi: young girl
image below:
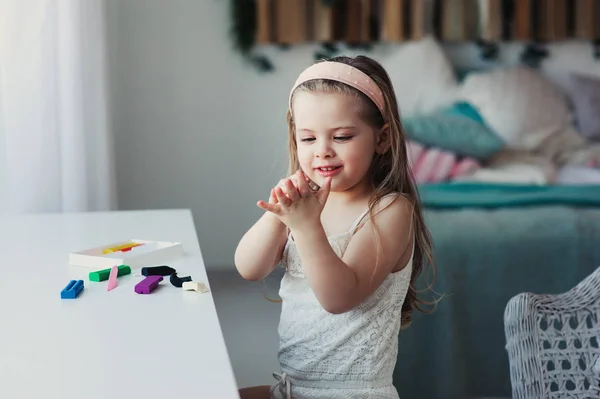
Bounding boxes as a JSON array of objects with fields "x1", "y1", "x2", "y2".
[{"x1": 234, "y1": 55, "x2": 436, "y2": 399}]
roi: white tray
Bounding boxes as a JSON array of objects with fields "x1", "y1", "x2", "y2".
[{"x1": 68, "y1": 239, "x2": 184, "y2": 269}]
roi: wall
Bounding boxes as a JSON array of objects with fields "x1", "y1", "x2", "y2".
[
  {"x1": 0, "y1": 87, "x2": 5, "y2": 213},
  {"x1": 106, "y1": 0, "x2": 308, "y2": 270},
  {"x1": 106, "y1": 0, "x2": 600, "y2": 270}
]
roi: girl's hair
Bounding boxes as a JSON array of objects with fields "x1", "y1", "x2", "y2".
[{"x1": 287, "y1": 55, "x2": 438, "y2": 329}]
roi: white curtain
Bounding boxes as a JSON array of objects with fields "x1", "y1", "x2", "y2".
[{"x1": 0, "y1": 0, "x2": 116, "y2": 213}]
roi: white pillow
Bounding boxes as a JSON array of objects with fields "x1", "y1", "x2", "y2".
[
  {"x1": 381, "y1": 36, "x2": 459, "y2": 116},
  {"x1": 540, "y1": 41, "x2": 600, "y2": 94},
  {"x1": 458, "y1": 66, "x2": 572, "y2": 151},
  {"x1": 456, "y1": 163, "x2": 554, "y2": 185}
]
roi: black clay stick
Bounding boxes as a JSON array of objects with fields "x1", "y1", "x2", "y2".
[
  {"x1": 170, "y1": 273, "x2": 192, "y2": 288},
  {"x1": 141, "y1": 266, "x2": 176, "y2": 276}
]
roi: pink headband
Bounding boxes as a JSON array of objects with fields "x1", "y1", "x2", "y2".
[{"x1": 289, "y1": 61, "x2": 386, "y2": 117}]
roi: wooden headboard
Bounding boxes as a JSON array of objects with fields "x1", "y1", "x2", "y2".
[
  {"x1": 252, "y1": 0, "x2": 599, "y2": 44},
  {"x1": 230, "y1": 1, "x2": 600, "y2": 71}
]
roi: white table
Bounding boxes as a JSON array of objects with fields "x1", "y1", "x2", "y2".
[{"x1": 0, "y1": 209, "x2": 240, "y2": 399}]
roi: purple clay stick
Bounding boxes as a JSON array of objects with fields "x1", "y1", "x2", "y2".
[{"x1": 134, "y1": 275, "x2": 163, "y2": 294}]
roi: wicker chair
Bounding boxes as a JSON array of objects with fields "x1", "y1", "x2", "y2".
[{"x1": 504, "y1": 266, "x2": 600, "y2": 398}]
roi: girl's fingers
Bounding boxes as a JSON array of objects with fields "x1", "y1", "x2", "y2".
[
  {"x1": 317, "y1": 176, "x2": 332, "y2": 205},
  {"x1": 299, "y1": 170, "x2": 311, "y2": 183},
  {"x1": 274, "y1": 187, "x2": 291, "y2": 207},
  {"x1": 296, "y1": 172, "x2": 312, "y2": 196},
  {"x1": 297, "y1": 170, "x2": 319, "y2": 192},
  {"x1": 257, "y1": 200, "x2": 279, "y2": 214},
  {"x1": 282, "y1": 179, "x2": 299, "y2": 200},
  {"x1": 269, "y1": 189, "x2": 278, "y2": 204},
  {"x1": 280, "y1": 177, "x2": 299, "y2": 192}
]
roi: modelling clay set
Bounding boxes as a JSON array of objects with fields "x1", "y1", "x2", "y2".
[
  {"x1": 61, "y1": 240, "x2": 208, "y2": 299},
  {"x1": 68, "y1": 239, "x2": 184, "y2": 269}
]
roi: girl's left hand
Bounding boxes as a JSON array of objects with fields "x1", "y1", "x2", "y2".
[{"x1": 257, "y1": 170, "x2": 331, "y2": 232}]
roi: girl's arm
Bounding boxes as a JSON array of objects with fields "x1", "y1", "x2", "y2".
[
  {"x1": 234, "y1": 211, "x2": 288, "y2": 281},
  {"x1": 290, "y1": 196, "x2": 413, "y2": 314}
]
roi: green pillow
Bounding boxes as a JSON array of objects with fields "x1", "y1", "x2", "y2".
[
  {"x1": 442, "y1": 101, "x2": 486, "y2": 124},
  {"x1": 402, "y1": 109, "x2": 505, "y2": 160}
]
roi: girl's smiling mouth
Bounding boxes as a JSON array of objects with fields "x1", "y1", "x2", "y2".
[{"x1": 315, "y1": 165, "x2": 343, "y2": 177}]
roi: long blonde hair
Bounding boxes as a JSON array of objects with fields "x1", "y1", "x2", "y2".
[{"x1": 287, "y1": 55, "x2": 438, "y2": 329}]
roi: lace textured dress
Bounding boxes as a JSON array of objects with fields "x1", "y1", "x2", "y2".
[{"x1": 270, "y1": 204, "x2": 413, "y2": 399}]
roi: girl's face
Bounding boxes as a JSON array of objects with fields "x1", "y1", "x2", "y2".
[{"x1": 292, "y1": 91, "x2": 383, "y2": 194}]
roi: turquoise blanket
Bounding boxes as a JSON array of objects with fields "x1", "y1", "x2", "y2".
[
  {"x1": 418, "y1": 182, "x2": 600, "y2": 208},
  {"x1": 392, "y1": 194, "x2": 600, "y2": 398}
]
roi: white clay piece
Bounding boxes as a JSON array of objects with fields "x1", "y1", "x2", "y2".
[{"x1": 182, "y1": 281, "x2": 209, "y2": 293}]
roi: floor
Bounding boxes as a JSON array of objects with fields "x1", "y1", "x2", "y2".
[{"x1": 208, "y1": 269, "x2": 283, "y2": 389}]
